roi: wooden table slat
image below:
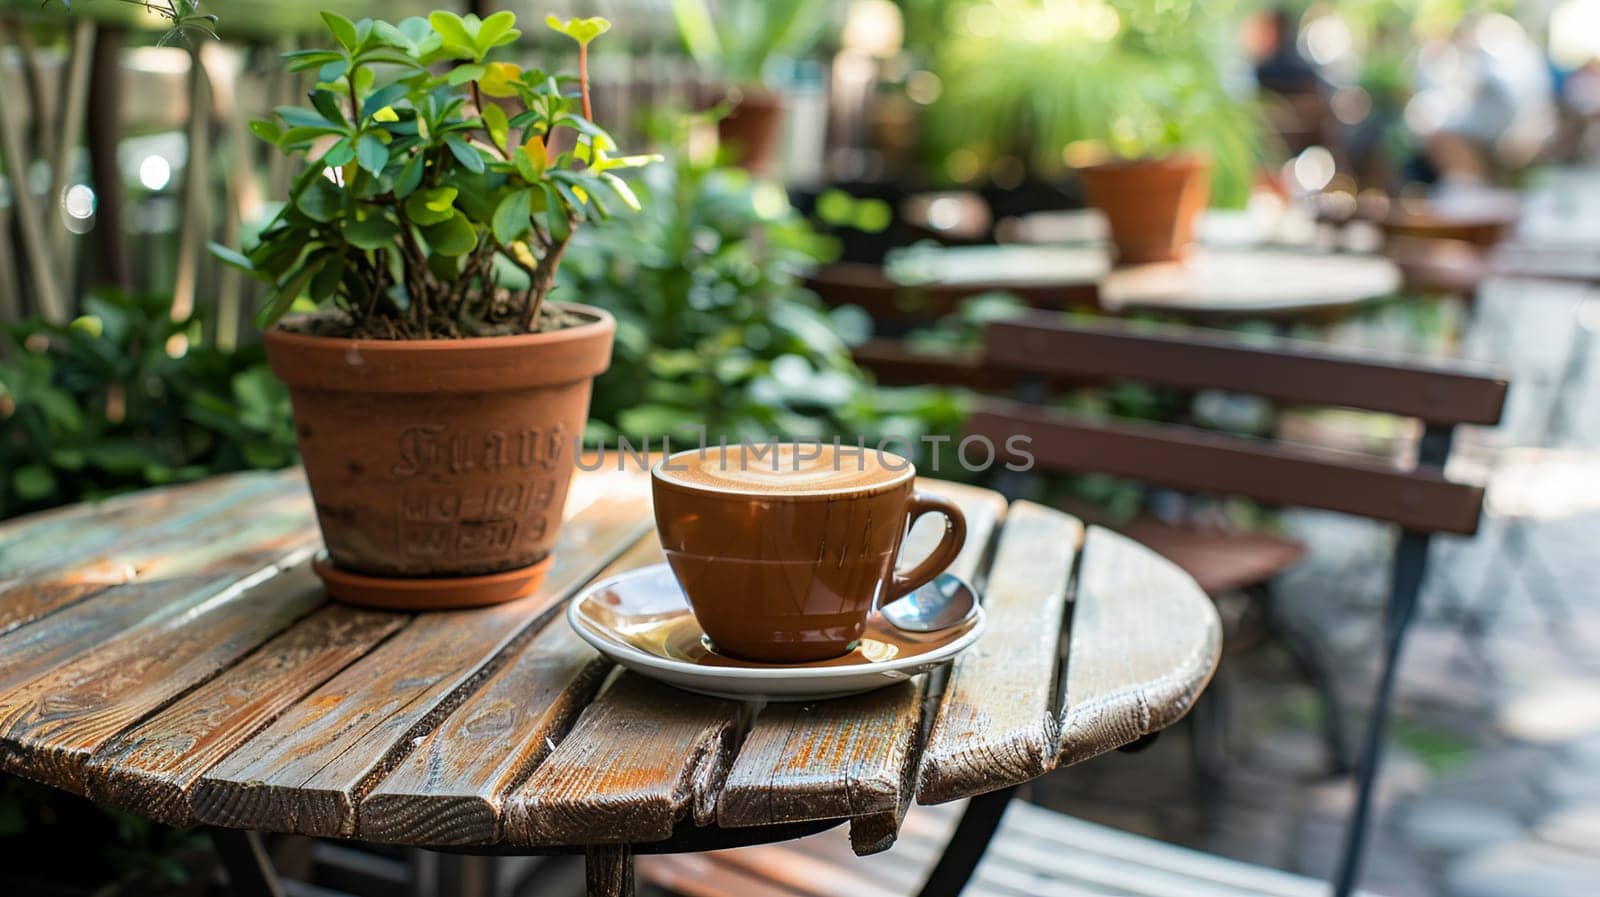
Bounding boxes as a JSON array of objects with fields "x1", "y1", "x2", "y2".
[
  {"x1": 1055, "y1": 526, "x2": 1221, "y2": 766},
  {"x1": 0, "y1": 561, "x2": 324, "y2": 794},
  {"x1": 188, "y1": 486, "x2": 651, "y2": 838},
  {"x1": 499, "y1": 532, "x2": 746, "y2": 846},
  {"x1": 0, "y1": 471, "x2": 314, "y2": 635},
  {"x1": 84, "y1": 603, "x2": 407, "y2": 826},
  {"x1": 917, "y1": 501, "x2": 1083, "y2": 805},
  {"x1": 0, "y1": 471, "x2": 275, "y2": 573},
  {"x1": 503, "y1": 671, "x2": 742, "y2": 847},
  {"x1": 357, "y1": 591, "x2": 619, "y2": 845},
  {"x1": 716, "y1": 481, "x2": 1008, "y2": 856}
]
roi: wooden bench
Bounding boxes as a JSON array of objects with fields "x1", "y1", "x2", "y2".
[
  {"x1": 806, "y1": 262, "x2": 1099, "y2": 336},
  {"x1": 970, "y1": 314, "x2": 1506, "y2": 897},
  {"x1": 644, "y1": 797, "x2": 1382, "y2": 897}
]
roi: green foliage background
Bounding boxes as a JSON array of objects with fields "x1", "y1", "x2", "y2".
[
  {"x1": 0, "y1": 293, "x2": 297, "y2": 519},
  {"x1": 565, "y1": 142, "x2": 969, "y2": 468}
]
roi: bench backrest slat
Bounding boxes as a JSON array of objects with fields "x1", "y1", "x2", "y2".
[
  {"x1": 968, "y1": 403, "x2": 1486, "y2": 535},
  {"x1": 985, "y1": 315, "x2": 1507, "y2": 425}
]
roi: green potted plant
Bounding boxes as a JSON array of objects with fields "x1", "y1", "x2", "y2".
[
  {"x1": 1069, "y1": 60, "x2": 1263, "y2": 264},
  {"x1": 670, "y1": 0, "x2": 830, "y2": 172},
  {"x1": 214, "y1": 10, "x2": 656, "y2": 610},
  {"x1": 924, "y1": 0, "x2": 1264, "y2": 263}
]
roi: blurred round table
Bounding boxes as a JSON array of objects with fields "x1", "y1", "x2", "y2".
[{"x1": 887, "y1": 244, "x2": 1402, "y2": 322}]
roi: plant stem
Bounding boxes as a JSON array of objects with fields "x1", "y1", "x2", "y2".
[
  {"x1": 521, "y1": 225, "x2": 572, "y2": 330},
  {"x1": 346, "y1": 68, "x2": 361, "y2": 125},
  {"x1": 578, "y1": 43, "x2": 592, "y2": 121}
]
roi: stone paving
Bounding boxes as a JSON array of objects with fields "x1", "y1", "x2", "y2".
[{"x1": 1033, "y1": 169, "x2": 1600, "y2": 897}]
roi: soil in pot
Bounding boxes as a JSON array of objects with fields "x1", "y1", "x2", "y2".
[
  {"x1": 717, "y1": 88, "x2": 786, "y2": 174},
  {"x1": 264, "y1": 303, "x2": 615, "y2": 610},
  {"x1": 1077, "y1": 154, "x2": 1211, "y2": 265}
]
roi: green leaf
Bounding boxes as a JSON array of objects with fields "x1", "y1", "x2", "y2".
[
  {"x1": 396, "y1": 16, "x2": 433, "y2": 47},
  {"x1": 393, "y1": 151, "x2": 426, "y2": 197},
  {"x1": 550, "y1": 178, "x2": 588, "y2": 222},
  {"x1": 540, "y1": 183, "x2": 570, "y2": 242},
  {"x1": 321, "y1": 11, "x2": 360, "y2": 52},
  {"x1": 296, "y1": 175, "x2": 343, "y2": 222},
  {"x1": 208, "y1": 242, "x2": 255, "y2": 272},
  {"x1": 545, "y1": 14, "x2": 611, "y2": 46},
  {"x1": 491, "y1": 188, "x2": 534, "y2": 244},
  {"x1": 248, "y1": 119, "x2": 282, "y2": 145},
  {"x1": 12, "y1": 464, "x2": 57, "y2": 501},
  {"x1": 345, "y1": 208, "x2": 400, "y2": 249},
  {"x1": 404, "y1": 186, "x2": 459, "y2": 225},
  {"x1": 279, "y1": 125, "x2": 345, "y2": 147},
  {"x1": 668, "y1": 0, "x2": 721, "y2": 71},
  {"x1": 318, "y1": 136, "x2": 355, "y2": 168},
  {"x1": 444, "y1": 135, "x2": 486, "y2": 173},
  {"x1": 422, "y1": 211, "x2": 478, "y2": 256},
  {"x1": 428, "y1": 10, "x2": 478, "y2": 59},
  {"x1": 481, "y1": 103, "x2": 509, "y2": 152},
  {"x1": 318, "y1": 58, "x2": 350, "y2": 82},
  {"x1": 309, "y1": 89, "x2": 347, "y2": 126},
  {"x1": 429, "y1": 251, "x2": 462, "y2": 281},
  {"x1": 48, "y1": 448, "x2": 86, "y2": 471},
  {"x1": 360, "y1": 82, "x2": 410, "y2": 120},
  {"x1": 257, "y1": 256, "x2": 328, "y2": 327},
  {"x1": 277, "y1": 106, "x2": 333, "y2": 129},
  {"x1": 514, "y1": 136, "x2": 547, "y2": 180},
  {"x1": 356, "y1": 133, "x2": 390, "y2": 175},
  {"x1": 476, "y1": 11, "x2": 521, "y2": 50},
  {"x1": 370, "y1": 20, "x2": 414, "y2": 52},
  {"x1": 439, "y1": 171, "x2": 498, "y2": 221},
  {"x1": 446, "y1": 63, "x2": 487, "y2": 86},
  {"x1": 599, "y1": 172, "x2": 642, "y2": 211},
  {"x1": 283, "y1": 49, "x2": 344, "y2": 72}
]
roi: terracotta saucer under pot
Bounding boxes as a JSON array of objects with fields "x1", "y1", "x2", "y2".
[{"x1": 313, "y1": 554, "x2": 553, "y2": 610}]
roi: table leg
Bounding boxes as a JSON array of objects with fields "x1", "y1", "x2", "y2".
[
  {"x1": 585, "y1": 845, "x2": 634, "y2": 897},
  {"x1": 914, "y1": 785, "x2": 1016, "y2": 897},
  {"x1": 209, "y1": 829, "x2": 286, "y2": 897}
]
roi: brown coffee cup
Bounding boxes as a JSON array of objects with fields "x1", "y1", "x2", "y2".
[{"x1": 651, "y1": 443, "x2": 967, "y2": 663}]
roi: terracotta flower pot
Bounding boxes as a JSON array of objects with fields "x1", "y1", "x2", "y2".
[
  {"x1": 1077, "y1": 154, "x2": 1211, "y2": 265},
  {"x1": 717, "y1": 88, "x2": 786, "y2": 173},
  {"x1": 264, "y1": 303, "x2": 615, "y2": 610}
]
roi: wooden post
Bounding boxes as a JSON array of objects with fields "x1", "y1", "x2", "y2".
[
  {"x1": 87, "y1": 26, "x2": 131, "y2": 292},
  {"x1": 47, "y1": 19, "x2": 96, "y2": 283},
  {"x1": 584, "y1": 845, "x2": 634, "y2": 897},
  {"x1": 0, "y1": 202, "x2": 20, "y2": 322},
  {"x1": 170, "y1": 41, "x2": 211, "y2": 324},
  {"x1": 0, "y1": 18, "x2": 68, "y2": 323},
  {"x1": 201, "y1": 41, "x2": 257, "y2": 352}
]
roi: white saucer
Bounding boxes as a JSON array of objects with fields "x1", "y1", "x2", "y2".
[{"x1": 567, "y1": 564, "x2": 986, "y2": 702}]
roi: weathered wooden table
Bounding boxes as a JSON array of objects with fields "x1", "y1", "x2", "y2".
[{"x1": 0, "y1": 465, "x2": 1221, "y2": 897}]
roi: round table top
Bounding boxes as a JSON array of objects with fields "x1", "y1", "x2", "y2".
[
  {"x1": 889, "y1": 244, "x2": 1402, "y2": 319},
  {"x1": 0, "y1": 466, "x2": 1218, "y2": 856}
]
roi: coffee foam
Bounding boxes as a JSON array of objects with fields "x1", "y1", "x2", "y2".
[{"x1": 656, "y1": 444, "x2": 910, "y2": 495}]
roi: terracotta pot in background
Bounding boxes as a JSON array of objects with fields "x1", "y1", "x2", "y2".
[
  {"x1": 264, "y1": 303, "x2": 615, "y2": 610},
  {"x1": 717, "y1": 88, "x2": 786, "y2": 174},
  {"x1": 1077, "y1": 154, "x2": 1211, "y2": 265}
]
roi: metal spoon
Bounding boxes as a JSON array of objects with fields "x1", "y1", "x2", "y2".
[{"x1": 881, "y1": 573, "x2": 979, "y2": 633}]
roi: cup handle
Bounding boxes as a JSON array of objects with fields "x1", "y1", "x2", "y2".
[{"x1": 885, "y1": 491, "x2": 968, "y2": 604}]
